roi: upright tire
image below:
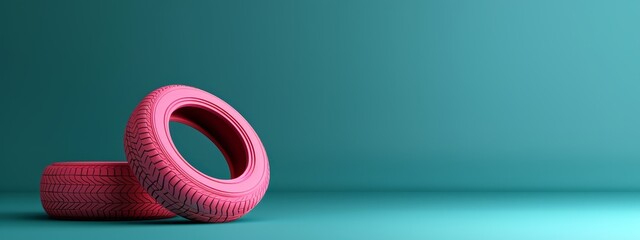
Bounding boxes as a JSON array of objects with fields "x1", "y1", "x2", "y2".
[
  {"x1": 40, "y1": 162, "x2": 176, "y2": 220},
  {"x1": 124, "y1": 85, "x2": 270, "y2": 223}
]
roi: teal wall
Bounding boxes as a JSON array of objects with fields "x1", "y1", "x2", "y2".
[{"x1": 2, "y1": 0, "x2": 640, "y2": 192}]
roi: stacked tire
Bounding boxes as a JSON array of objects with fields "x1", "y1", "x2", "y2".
[{"x1": 40, "y1": 162, "x2": 175, "y2": 220}]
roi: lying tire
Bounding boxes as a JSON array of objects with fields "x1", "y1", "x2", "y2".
[
  {"x1": 124, "y1": 85, "x2": 270, "y2": 223},
  {"x1": 40, "y1": 162, "x2": 176, "y2": 220}
]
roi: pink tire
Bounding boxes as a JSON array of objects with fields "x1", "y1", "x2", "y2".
[
  {"x1": 124, "y1": 85, "x2": 270, "y2": 223},
  {"x1": 40, "y1": 162, "x2": 176, "y2": 220}
]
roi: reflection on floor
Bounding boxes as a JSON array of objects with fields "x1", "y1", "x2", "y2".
[{"x1": 2, "y1": 192, "x2": 640, "y2": 239}]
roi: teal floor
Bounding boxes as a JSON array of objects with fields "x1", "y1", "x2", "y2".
[{"x1": 2, "y1": 192, "x2": 640, "y2": 239}]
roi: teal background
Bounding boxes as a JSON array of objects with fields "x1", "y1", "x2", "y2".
[{"x1": 2, "y1": 0, "x2": 640, "y2": 192}]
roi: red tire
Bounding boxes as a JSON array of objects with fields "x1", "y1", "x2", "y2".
[
  {"x1": 124, "y1": 85, "x2": 270, "y2": 222},
  {"x1": 40, "y1": 162, "x2": 176, "y2": 220}
]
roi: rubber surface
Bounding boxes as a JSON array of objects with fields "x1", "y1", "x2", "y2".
[
  {"x1": 124, "y1": 85, "x2": 270, "y2": 222},
  {"x1": 40, "y1": 162, "x2": 176, "y2": 220}
]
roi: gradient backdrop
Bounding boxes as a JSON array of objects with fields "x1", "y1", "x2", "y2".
[{"x1": 2, "y1": 0, "x2": 640, "y2": 192}]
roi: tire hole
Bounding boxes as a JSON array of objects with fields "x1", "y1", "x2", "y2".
[{"x1": 169, "y1": 121, "x2": 231, "y2": 179}]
